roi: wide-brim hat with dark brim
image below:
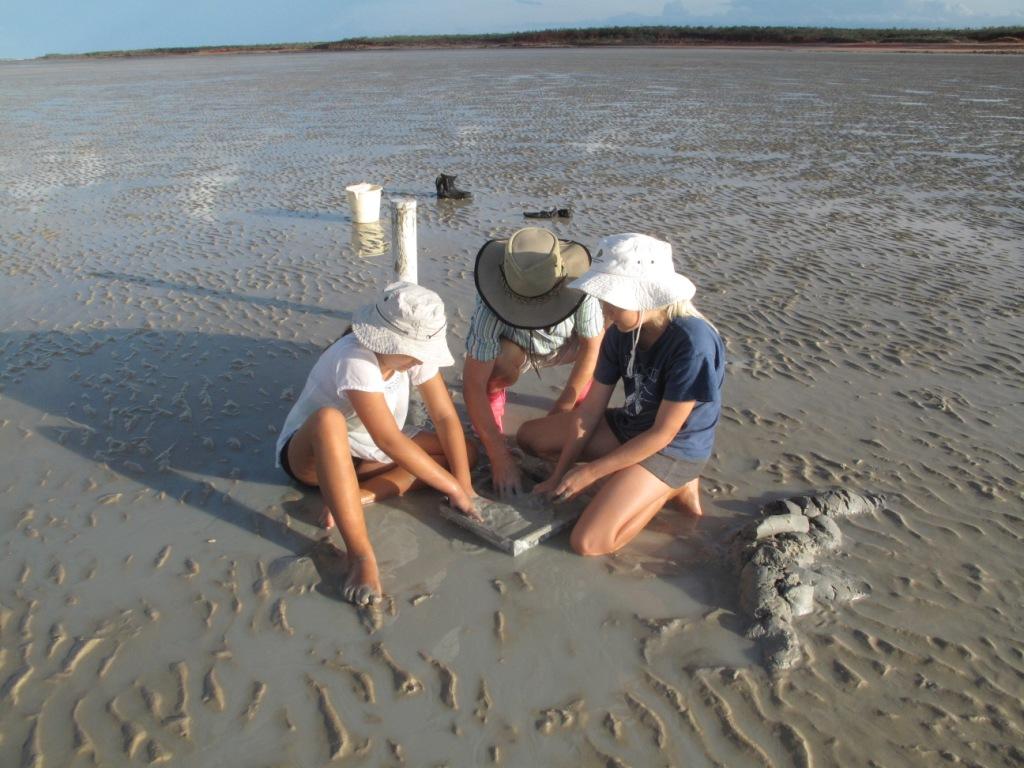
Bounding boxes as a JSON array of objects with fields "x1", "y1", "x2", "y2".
[{"x1": 474, "y1": 227, "x2": 591, "y2": 330}]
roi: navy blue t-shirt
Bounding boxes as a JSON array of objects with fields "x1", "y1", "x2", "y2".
[{"x1": 594, "y1": 316, "x2": 725, "y2": 461}]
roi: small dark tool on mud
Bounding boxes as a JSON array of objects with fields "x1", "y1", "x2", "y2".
[
  {"x1": 523, "y1": 207, "x2": 573, "y2": 219},
  {"x1": 435, "y1": 173, "x2": 472, "y2": 200}
]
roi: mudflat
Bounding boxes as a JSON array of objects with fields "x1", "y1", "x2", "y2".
[{"x1": 0, "y1": 48, "x2": 1021, "y2": 766}]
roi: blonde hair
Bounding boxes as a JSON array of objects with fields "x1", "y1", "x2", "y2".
[{"x1": 664, "y1": 299, "x2": 716, "y2": 332}]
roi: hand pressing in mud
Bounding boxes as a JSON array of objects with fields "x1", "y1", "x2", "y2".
[
  {"x1": 532, "y1": 473, "x2": 562, "y2": 498},
  {"x1": 342, "y1": 554, "x2": 382, "y2": 607},
  {"x1": 490, "y1": 451, "x2": 524, "y2": 498},
  {"x1": 537, "y1": 465, "x2": 595, "y2": 503},
  {"x1": 447, "y1": 489, "x2": 484, "y2": 523}
]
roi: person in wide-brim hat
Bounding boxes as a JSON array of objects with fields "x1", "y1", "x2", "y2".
[
  {"x1": 463, "y1": 227, "x2": 607, "y2": 498},
  {"x1": 275, "y1": 282, "x2": 481, "y2": 609},
  {"x1": 474, "y1": 226, "x2": 592, "y2": 329},
  {"x1": 517, "y1": 233, "x2": 727, "y2": 558}
]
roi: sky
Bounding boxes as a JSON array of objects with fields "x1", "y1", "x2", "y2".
[{"x1": 1, "y1": 0, "x2": 1022, "y2": 60}]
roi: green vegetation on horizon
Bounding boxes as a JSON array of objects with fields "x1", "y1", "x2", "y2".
[{"x1": 41, "y1": 25, "x2": 1024, "y2": 59}]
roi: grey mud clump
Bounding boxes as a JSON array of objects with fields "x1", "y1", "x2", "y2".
[{"x1": 729, "y1": 489, "x2": 884, "y2": 674}]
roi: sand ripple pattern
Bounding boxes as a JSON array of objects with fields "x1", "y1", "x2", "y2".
[{"x1": 0, "y1": 49, "x2": 1022, "y2": 766}]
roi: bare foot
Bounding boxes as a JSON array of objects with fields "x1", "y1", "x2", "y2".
[
  {"x1": 319, "y1": 506, "x2": 336, "y2": 530},
  {"x1": 668, "y1": 478, "x2": 703, "y2": 517},
  {"x1": 342, "y1": 555, "x2": 382, "y2": 607},
  {"x1": 359, "y1": 487, "x2": 376, "y2": 506}
]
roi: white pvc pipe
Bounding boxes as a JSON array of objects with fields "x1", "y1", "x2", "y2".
[{"x1": 390, "y1": 197, "x2": 418, "y2": 284}]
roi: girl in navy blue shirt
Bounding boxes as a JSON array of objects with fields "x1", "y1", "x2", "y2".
[{"x1": 520, "y1": 233, "x2": 725, "y2": 556}]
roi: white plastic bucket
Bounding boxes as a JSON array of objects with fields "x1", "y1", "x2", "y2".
[{"x1": 345, "y1": 182, "x2": 383, "y2": 224}]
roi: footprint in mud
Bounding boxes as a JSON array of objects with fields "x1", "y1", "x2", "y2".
[
  {"x1": 266, "y1": 554, "x2": 319, "y2": 594},
  {"x1": 281, "y1": 498, "x2": 331, "y2": 529}
]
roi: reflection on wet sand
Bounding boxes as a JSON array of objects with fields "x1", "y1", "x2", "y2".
[
  {"x1": 350, "y1": 221, "x2": 388, "y2": 258},
  {"x1": 0, "y1": 48, "x2": 1022, "y2": 767}
]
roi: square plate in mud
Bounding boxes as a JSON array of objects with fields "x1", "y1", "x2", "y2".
[{"x1": 439, "y1": 465, "x2": 585, "y2": 556}]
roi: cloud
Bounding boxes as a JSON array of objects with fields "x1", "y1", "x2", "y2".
[
  {"x1": 515, "y1": 0, "x2": 545, "y2": 6},
  {"x1": 591, "y1": 0, "x2": 1024, "y2": 28},
  {"x1": 661, "y1": 0, "x2": 733, "y2": 18}
]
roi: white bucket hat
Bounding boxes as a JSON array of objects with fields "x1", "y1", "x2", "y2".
[
  {"x1": 352, "y1": 282, "x2": 455, "y2": 367},
  {"x1": 569, "y1": 233, "x2": 696, "y2": 311}
]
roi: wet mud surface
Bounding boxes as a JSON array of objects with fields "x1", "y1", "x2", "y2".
[
  {"x1": 1, "y1": 49, "x2": 1022, "y2": 766},
  {"x1": 439, "y1": 462, "x2": 587, "y2": 555}
]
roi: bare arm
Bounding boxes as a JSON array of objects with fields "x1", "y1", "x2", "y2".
[
  {"x1": 539, "y1": 380, "x2": 614, "y2": 489},
  {"x1": 462, "y1": 355, "x2": 505, "y2": 459},
  {"x1": 462, "y1": 354, "x2": 522, "y2": 496},
  {"x1": 348, "y1": 389, "x2": 471, "y2": 506},
  {"x1": 553, "y1": 398, "x2": 696, "y2": 500},
  {"x1": 549, "y1": 332, "x2": 604, "y2": 414},
  {"x1": 417, "y1": 372, "x2": 473, "y2": 496}
]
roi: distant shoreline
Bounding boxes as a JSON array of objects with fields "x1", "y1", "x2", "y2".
[{"x1": 35, "y1": 25, "x2": 1024, "y2": 60}]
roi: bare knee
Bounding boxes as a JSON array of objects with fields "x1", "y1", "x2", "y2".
[
  {"x1": 307, "y1": 406, "x2": 348, "y2": 436},
  {"x1": 304, "y1": 408, "x2": 352, "y2": 461},
  {"x1": 287, "y1": 408, "x2": 350, "y2": 485},
  {"x1": 515, "y1": 421, "x2": 536, "y2": 455},
  {"x1": 569, "y1": 524, "x2": 621, "y2": 557},
  {"x1": 516, "y1": 419, "x2": 556, "y2": 459}
]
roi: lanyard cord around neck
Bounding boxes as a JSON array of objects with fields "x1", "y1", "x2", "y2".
[
  {"x1": 626, "y1": 311, "x2": 644, "y2": 378},
  {"x1": 528, "y1": 330, "x2": 541, "y2": 379}
]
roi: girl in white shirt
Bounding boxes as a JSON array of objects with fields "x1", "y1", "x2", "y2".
[{"x1": 277, "y1": 283, "x2": 479, "y2": 607}]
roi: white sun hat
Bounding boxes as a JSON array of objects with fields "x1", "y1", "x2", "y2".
[
  {"x1": 352, "y1": 282, "x2": 455, "y2": 367},
  {"x1": 568, "y1": 233, "x2": 696, "y2": 311}
]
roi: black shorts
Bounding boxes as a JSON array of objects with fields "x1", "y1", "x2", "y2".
[
  {"x1": 279, "y1": 435, "x2": 314, "y2": 487},
  {"x1": 604, "y1": 409, "x2": 707, "y2": 490}
]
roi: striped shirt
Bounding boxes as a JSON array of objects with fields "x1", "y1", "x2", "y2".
[{"x1": 465, "y1": 295, "x2": 604, "y2": 362}]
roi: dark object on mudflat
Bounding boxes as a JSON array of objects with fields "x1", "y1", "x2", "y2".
[
  {"x1": 729, "y1": 489, "x2": 885, "y2": 675},
  {"x1": 439, "y1": 459, "x2": 585, "y2": 555},
  {"x1": 523, "y1": 207, "x2": 573, "y2": 219},
  {"x1": 435, "y1": 173, "x2": 472, "y2": 200},
  {"x1": 439, "y1": 494, "x2": 583, "y2": 556}
]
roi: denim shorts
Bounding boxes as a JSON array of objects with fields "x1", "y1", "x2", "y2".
[{"x1": 604, "y1": 410, "x2": 706, "y2": 489}]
